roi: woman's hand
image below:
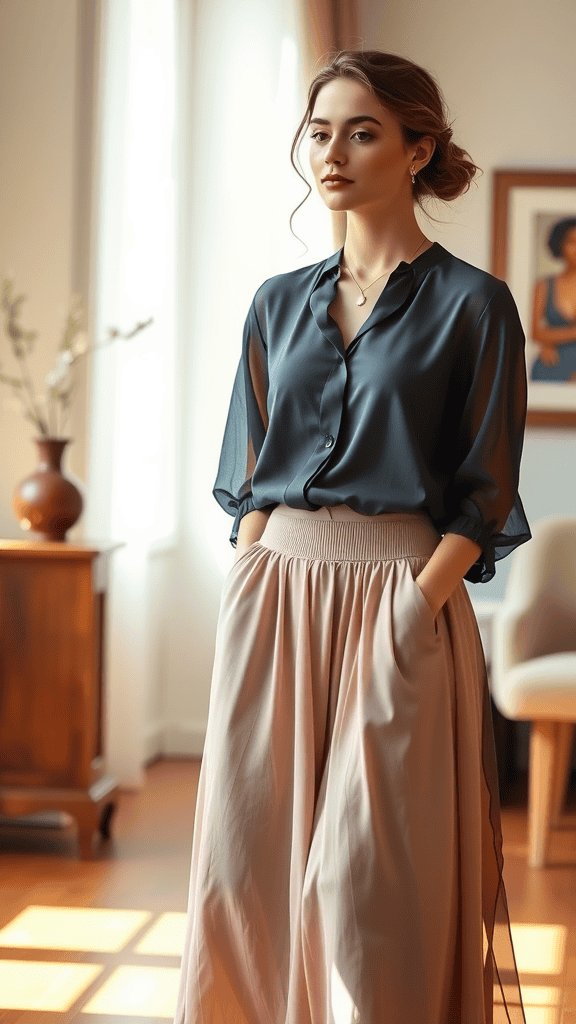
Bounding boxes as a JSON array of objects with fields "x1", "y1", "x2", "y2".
[
  {"x1": 235, "y1": 508, "x2": 272, "y2": 558},
  {"x1": 414, "y1": 532, "x2": 483, "y2": 620},
  {"x1": 415, "y1": 578, "x2": 440, "y2": 619}
]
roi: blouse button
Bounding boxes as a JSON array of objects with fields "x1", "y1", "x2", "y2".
[{"x1": 324, "y1": 434, "x2": 334, "y2": 447}]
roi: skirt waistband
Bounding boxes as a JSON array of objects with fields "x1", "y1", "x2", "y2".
[{"x1": 258, "y1": 504, "x2": 442, "y2": 562}]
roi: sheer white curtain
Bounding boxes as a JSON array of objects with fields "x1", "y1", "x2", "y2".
[
  {"x1": 182, "y1": 0, "x2": 333, "y2": 576},
  {"x1": 162, "y1": 0, "x2": 334, "y2": 761},
  {"x1": 87, "y1": 0, "x2": 178, "y2": 786},
  {"x1": 88, "y1": 0, "x2": 333, "y2": 781}
]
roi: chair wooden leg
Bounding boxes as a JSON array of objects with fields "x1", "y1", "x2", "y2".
[
  {"x1": 550, "y1": 722, "x2": 575, "y2": 826},
  {"x1": 528, "y1": 720, "x2": 558, "y2": 868}
]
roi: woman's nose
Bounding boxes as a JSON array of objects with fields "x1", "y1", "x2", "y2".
[{"x1": 324, "y1": 141, "x2": 345, "y2": 164}]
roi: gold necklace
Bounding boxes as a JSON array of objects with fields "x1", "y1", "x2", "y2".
[{"x1": 342, "y1": 237, "x2": 429, "y2": 306}]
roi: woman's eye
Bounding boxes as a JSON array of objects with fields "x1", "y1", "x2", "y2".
[{"x1": 309, "y1": 130, "x2": 373, "y2": 142}]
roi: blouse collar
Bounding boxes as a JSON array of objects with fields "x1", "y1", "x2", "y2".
[
  {"x1": 320, "y1": 240, "x2": 449, "y2": 281},
  {"x1": 309, "y1": 242, "x2": 450, "y2": 359}
]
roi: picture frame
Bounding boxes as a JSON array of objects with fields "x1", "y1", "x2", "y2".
[{"x1": 491, "y1": 168, "x2": 576, "y2": 427}]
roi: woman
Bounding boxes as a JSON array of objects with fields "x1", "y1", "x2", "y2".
[
  {"x1": 174, "y1": 50, "x2": 531, "y2": 1024},
  {"x1": 530, "y1": 216, "x2": 576, "y2": 382}
]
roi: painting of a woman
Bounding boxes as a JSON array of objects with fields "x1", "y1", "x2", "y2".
[{"x1": 530, "y1": 216, "x2": 576, "y2": 382}]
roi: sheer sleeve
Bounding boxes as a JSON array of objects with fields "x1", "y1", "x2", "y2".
[
  {"x1": 443, "y1": 281, "x2": 532, "y2": 583},
  {"x1": 212, "y1": 295, "x2": 270, "y2": 547}
]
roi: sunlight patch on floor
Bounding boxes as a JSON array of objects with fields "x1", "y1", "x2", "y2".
[
  {"x1": 0, "y1": 960, "x2": 104, "y2": 1011},
  {"x1": 494, "y1": 982, "x2": 565, "y2": 1023},
  {"x1": 489, "y1": 925, "x2": 568, "y2": 1023},
  {"x1": 515, "y1": 1006, "x2": 565, "y2": 1024},
  {"x1": 0, "y1": 907, "x2": 567, "y2": 1019},
  {"x1": 80, "y1": 965, "x2": 181, "y2": 1016},
  {"x1": 0, "y1": 905, "x2": 153, "y2": 952},
  {"x1": 509, "y1": 923, "x2": 567, "y2": 974},
  {"x1": 133, "y1": 911, "x2": 187, "y2": 955},
  {"x1": 495, "y1": 984, "x2": 563, "y2": 1006}
]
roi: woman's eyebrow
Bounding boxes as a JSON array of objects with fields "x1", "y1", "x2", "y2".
[{"x1": 309, "y1": 115, "x2": 382, "y2": 126}]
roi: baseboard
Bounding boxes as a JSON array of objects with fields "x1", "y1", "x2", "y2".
[{"x1": 143, "y1": 718, "x2": 206, "y2": 762}]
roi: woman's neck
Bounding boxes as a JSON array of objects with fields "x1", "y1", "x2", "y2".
[{"x1": 342, "y1": 212, "x2": 431, "y2": 282}]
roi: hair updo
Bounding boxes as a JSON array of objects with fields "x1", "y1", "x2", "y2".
[{"x1": 289, "y1": 49, "x2": 482, "y2": 246}]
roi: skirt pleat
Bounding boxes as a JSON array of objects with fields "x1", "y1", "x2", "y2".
[{"x1": 173, "y1": 504, "x2": 526, "y2": 1024}]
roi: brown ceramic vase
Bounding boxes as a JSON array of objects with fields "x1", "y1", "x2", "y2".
[{"x1": 12, "y1": 437, "x2": 84, "y2": 542}]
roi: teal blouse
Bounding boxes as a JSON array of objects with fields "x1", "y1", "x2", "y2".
[{"x1": 213, "y1": 241, "x2": 531, "y2": 583}]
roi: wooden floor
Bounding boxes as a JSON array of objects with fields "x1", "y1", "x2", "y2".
[{"x1": 0, "y1": 757, "x2": 575, "y2": 1022}]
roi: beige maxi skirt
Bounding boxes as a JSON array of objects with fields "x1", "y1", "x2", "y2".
[{"x1": 173, "y1": 504, "x2": 526, "y2": 1024}]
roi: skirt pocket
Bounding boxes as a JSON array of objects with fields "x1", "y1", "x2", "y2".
[
  {"x1": 410, "y1": 571, "x2": 440, "y2": 639},
  {"x1": 388, "y1": 561, "x2": 443, "y2": 682},
  {"x1": 226, "y1": 541, "x2": 263, "y2": 580}
]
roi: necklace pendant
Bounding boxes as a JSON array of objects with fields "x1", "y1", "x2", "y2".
[{"x1": 356, "y1": 294, "x2": 366, "y2": 306}]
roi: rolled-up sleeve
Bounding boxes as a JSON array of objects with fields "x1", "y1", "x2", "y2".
[
  {"x1": 443, "y1": 281, "x2": 532, "y2": 583},
  {"x1": 212, "y1": 296, "x2": 269, "y2": 547}
]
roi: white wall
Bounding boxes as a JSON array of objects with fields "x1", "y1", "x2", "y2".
[
  {"x1": 0, "y1": 0, "x2": 89, "y2": 534},
  {"x1": 360, "y1": 0, "x2": 576, "y2": 768}
]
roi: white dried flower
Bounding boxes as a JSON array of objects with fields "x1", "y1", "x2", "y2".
[
  {"x1": 45, "y1": 356, "x2": 70, "y2": 387},
  {"x1": 0, "y1": 272, "x2": 152, "y2": 437},
  {"x1": 72, "y1": 331, "x2": 88, "y2": 356}
]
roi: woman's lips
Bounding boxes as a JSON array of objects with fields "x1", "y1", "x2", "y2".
[{"x1": 323, "y1": 178, "x2": 353, "y2": 187}]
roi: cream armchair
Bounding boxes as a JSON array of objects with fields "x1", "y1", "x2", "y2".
[{"x1": 491, "y1": 514, "x2": 576, "y2": 868}]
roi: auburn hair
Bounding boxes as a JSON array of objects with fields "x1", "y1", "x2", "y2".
[{"x1": 289, "y1": 49, "x2": 481, "y2": 247}]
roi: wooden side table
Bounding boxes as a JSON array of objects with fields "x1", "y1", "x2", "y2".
[{"x1": 0, "y1": 539, "x2": 124, "y2": 857}]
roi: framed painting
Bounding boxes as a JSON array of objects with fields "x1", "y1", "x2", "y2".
[{"x1": 492, "y1": 168, "x2": 576, "y2": 427}]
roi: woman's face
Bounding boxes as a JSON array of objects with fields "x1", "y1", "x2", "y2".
[{"x1": 307, "y1": 76, "x2": 433, "y2": 214}]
